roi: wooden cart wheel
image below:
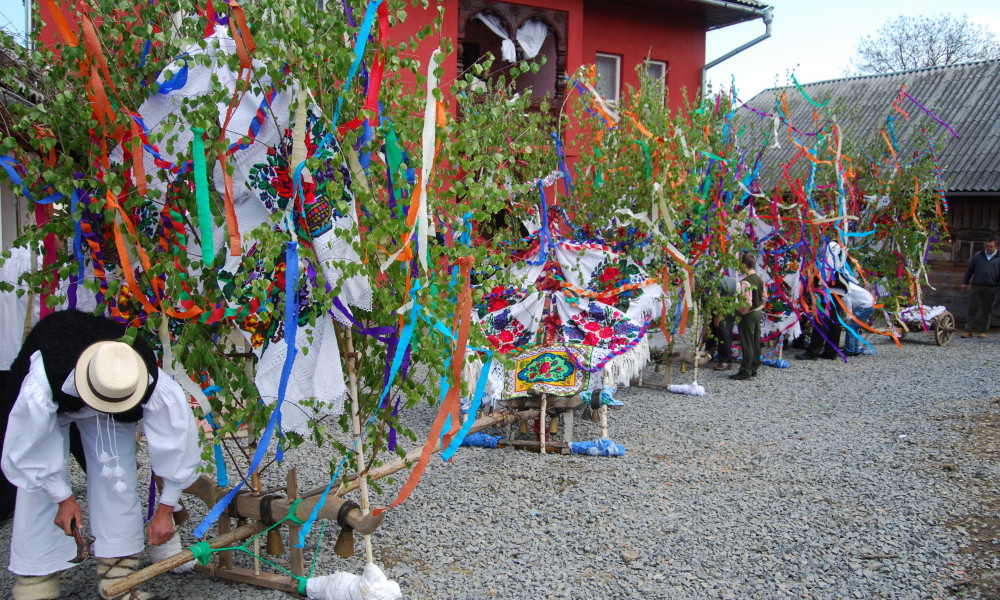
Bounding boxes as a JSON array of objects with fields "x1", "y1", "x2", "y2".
[{"x1": 935, "y1": 311, "x2": 956, "y2": 346}]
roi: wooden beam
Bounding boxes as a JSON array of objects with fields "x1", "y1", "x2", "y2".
[
  {"x1": 100, "y1": 521, "x2": 266, "y2": 598},
  {"x1": 193, "y1": 565, "x2": 300, "y2": 594}
]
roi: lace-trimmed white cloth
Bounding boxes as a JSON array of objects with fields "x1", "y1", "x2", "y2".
[{"x1": 898, "y1": 305, "x2": 948, "y2": 323}]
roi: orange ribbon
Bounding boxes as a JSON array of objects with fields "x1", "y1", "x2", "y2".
[{"x1": 374, "y1": 256, "x2": 475, "y2": 515}]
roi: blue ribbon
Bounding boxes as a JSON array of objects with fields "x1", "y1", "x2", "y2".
[
  {"x1": 193, "y1": 242, "x2": 299, "y2": 538},
  {"x1": 203, "y1": 387, "x2": 231, "y2": 487},
  {"x1": 157, "y1": 59, "x2": 189, "y2": 95},
  {"x1": 437, "y1": 377, "x2": 451, "y2": 450},
  {"x1": 0, "y1": 156, "x2": 32, "y2": 199},
  {"x1": 527, "y1": 182, "x2": 552, "y2": 266},
  {"x1": 137, "y1": 0, "x2": 156, "y2": 67},
  {"x1": 71, "y1": 190, "x2": 86, "y2": 279},
  {"x1": 296, "y1": 276, "x2": 422, "y2": 547},
  {"x1": 0, "y1": 156, "x2": 62, "y2": 204},
  {"x1": 440, "y1": 355, "x2": 492, "y2": 461},
  {"x1": 331, "y1": 0, "x2": 384, "y2": 128},
  {"x1": 671, "y1": 289, "x2": 684, "y2": 335},
  {"x1": 551, "y1": 132, "x2": 574, "y2": 197},
  {"x1": 69, "y1": 190, "x2": 86, "y2": 309}
]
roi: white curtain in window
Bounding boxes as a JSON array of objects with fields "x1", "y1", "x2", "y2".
[
  {"x1": 515, "y1": 19, "x2": 549, "y2": 60},
  {"x1": 474, "y1": 13, "x2": 517, "y2": 62}
]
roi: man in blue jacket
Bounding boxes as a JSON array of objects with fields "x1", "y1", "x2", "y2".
[{"x1": 961, "y1": 238, "x2": 1000, "y2": 338}]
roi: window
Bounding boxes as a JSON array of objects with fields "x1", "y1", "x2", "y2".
[
  {"x1": 458, "y1": 0, "x2": 568, "y2": 110},
  {"x1": 595, "y1": 53, "x2": 621, "y2": 103},
  {"x1": 644, "y1": 59, "x2": 667, "y2": 94}
]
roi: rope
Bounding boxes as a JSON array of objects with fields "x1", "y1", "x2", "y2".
[{"x1": 185, "y1": 498, "x2": 319, "y2": 585}]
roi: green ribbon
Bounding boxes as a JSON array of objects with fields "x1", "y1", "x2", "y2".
[
  {"x1": 791, "y1": 74, "x2": 829, "y2": 108},
  {"x1": 191, "y1": 126, "x2": 215, "y2": 266},
  {"x1": 632, "y1": 139, "x2": 652, "y2": 179},
  {"x1": 594, "y1": 146, "x2": 604, "y2": 188},
  {"x1": 284, "y1": 499, "x2": 305, "y2": 526},
  {"x1": 189, "y1": 541, "x2": 213, "y2": 566},
  {"x1": 383, "y1": 123, "x2": 404, "y2": 177}
]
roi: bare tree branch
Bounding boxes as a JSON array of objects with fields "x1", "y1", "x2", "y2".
[{"x1": 847, "y1": 13, "x2": 1000, "y2": 75}]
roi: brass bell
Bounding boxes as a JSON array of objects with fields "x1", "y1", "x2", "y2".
[
  {"x1": 265, "y1": 529, "x2": 285, "y2": 556},
  {"x1": 334, "y1": 527, "x2": 355, "y2": 558}
]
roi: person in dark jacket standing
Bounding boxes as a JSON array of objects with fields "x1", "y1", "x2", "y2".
[
  {"x1": 731, "y1": 253, "x2": 765, "y2": 381},
  {"x1": 961, "y1": 238, "x2": 1000, "y2": 338},
  {"x1": 709, "y1": 274, "x2": 739, "y2": 371}
]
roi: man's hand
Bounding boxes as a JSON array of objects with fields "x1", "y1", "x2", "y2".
[
  {"x1": 54, "y1": 496, "x2": 83, "y2": 536},
  {"x1": 961, "y1": 284, "x2": 969, "y2": 292},
  {"x1": 147, "y1": 504, "x2": 176, "y2": 546}
]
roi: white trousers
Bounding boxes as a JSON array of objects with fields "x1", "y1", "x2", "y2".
[{"x1": 9, "y1": 412, "x2": 143, "y2": 576}]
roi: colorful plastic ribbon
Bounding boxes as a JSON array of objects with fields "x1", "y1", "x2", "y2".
[
  {"x1": 193, "y1": 241, "x2": 299, "y2": 539},
  {"x1": 190, "y1": 126, "x2": 215, "y2": 266}
]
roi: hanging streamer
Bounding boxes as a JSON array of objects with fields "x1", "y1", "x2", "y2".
[
  {"x1": 193, "y1": 241, "x2": 299, "y2": 539},
  {"x1": 379, "y1": 48, "x2": 443, "y2": 272},
  {"x1": 190, "y1": 126, "x2": 215, "y2": 266}
]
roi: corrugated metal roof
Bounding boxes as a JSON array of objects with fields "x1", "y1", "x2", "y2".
[{"x1": 740, "y1": 59, "x2": 1000, "y2": 194}]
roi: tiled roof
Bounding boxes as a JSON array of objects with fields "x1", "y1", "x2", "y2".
[{"x1": 740, "y1": 59, "x2": 1000, "y2": 194}]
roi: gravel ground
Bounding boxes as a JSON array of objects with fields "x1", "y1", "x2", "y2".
[{"x1": 1, "y1": 330, "x2": 998, "y2": 599}]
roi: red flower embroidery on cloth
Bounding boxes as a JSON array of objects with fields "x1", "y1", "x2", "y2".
[
  {"x1": 272, "y1": 174, "x2": 293, "y2": 199},
  {"x1": 598, "y1": 266, "x2": 622, "y2": 285}
]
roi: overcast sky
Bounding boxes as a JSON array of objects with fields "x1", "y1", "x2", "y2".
[{"x1": 706, "y1": 0, "x2": 1000, "y2": 101}]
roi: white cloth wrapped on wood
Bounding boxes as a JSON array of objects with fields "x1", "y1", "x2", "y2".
[
  {"x1": 667, "y1": 382, "x2": 706, "y2": 396},
  {"x1": 306, "y1": 563, "x2": 402, "y2": 600}
]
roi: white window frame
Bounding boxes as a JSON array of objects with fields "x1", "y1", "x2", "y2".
[
  {"x1": 595, "y1": 52, "x2": 621, "y2": 104},
  {"x1": 644, "y1": 59, "x2": 667, "y2": 91}
]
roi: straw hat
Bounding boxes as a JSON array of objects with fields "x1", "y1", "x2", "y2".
[{"x1": 74, "y1": 341, "x2": 149, "y2": 414}]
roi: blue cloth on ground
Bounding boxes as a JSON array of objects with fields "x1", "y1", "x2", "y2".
[
  {"x1": 762, "y1": 357, "x2": 790, "y2": 368},
  {"x1": 570, "y1": 438, "x2": 626, "y2": 457},
  {"x1": 460, "y1": 432, "x2": 502, "y2": 448},
  {"x1": 600, "y1": 387, "x2": 623, "y2": 406}
]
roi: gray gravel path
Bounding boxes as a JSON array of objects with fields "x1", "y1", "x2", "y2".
[{"x1": 2, "y1": 330, "x2": 998, "y2": 599}]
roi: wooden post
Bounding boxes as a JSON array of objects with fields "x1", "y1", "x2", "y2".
[
  {"x1": 538, "y1": 394, "x2": 547, "y2": 455},
  {"x1": 101, "y1": 521, "x2": 267, "y2": 598},
  {"x1": 691, "y1": 309, "x2": 701, "y2": 383},
  {"x1": 561, "y1": 405, "x2": 574, "y2": 455},
  {"x1": 286, "y1": 468, "x2": 304, "y2": 578},
  {"x1": 342, "y1": 327, "x2": 374, "y2": 564}
]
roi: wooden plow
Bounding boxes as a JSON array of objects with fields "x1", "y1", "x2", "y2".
[{"x1": 101, "y1": 409, "x2": 536, "y2": 598}]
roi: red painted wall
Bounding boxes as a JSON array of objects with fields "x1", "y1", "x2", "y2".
[
  {"x1": 39, "y1": 1, "x2": 708, "y2": 110},
  {"x1": 388, "y1": 0, "x2": 459, "y2": 109},
  {"x1": 581, "y1": 0, "x2": 705, "y2": 111},
  {"x1": 389, "y1": 0, "x2": 707, "y2": 119},
  {"x1": 36, "y1": 0, "x2": 79, "y2": 51}
]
